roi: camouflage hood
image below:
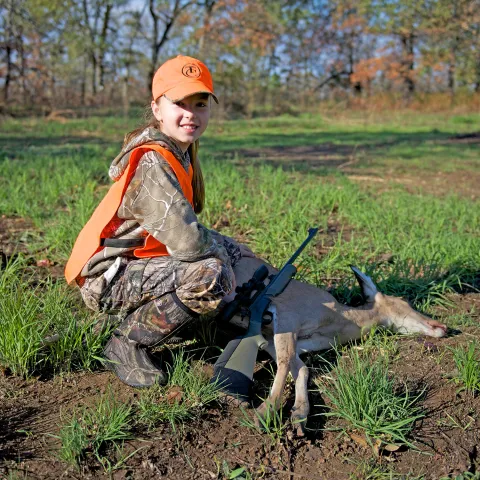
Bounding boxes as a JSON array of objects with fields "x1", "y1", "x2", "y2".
[{"x1": 109, "y1": 127, "x2": 187, "y2": 182}]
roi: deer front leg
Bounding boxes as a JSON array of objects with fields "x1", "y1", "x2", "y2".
[
  {"x1": 290, "y1": 354, "x2": 309, "y2": 436},
  {"x1": 256, "y1": 332, "x2": 296, "y2": 420}
]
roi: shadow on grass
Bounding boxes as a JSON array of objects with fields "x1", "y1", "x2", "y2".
[
  {"x1": 200, "y1": 129, "x2": 480, "y2": 176},
  {"x1": 0, "y1": 135, "x2": 115, "y2": 160}
]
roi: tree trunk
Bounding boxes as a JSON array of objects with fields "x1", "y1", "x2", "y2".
[
  {"x1": 82, "y1": 0, "x2": 99, "y2": 98},
  {"x1": 3, "y1": 0, "x2": 15, "y2": 104},
  {"x1": 91, "y1": 52, "x2": 98, "y2": 96},
  {"x1": 198, "y1": 0, "x2": 215, "y2": 58},
  {"x1": 475, "y1": 56, "x2": 480, "y2": 92},
  {"x1": 148, "y1": 0, "x2": 160, "y2": 87},
  {"x1": 122, "y1": 73, "x2": 129, "y2": 117},
  {"x1": 98, "y1": 1, "x2": 113, "y2": 90},
  {"x1": 81, "y1": 55, "x2": 87, "y2": 106},
  {"x1": 348, "y1": 39, "x2": 362, "y2": 96},
  {"x1": 148, "y1": 0, "x2": 192, "y2": 89},
  {"x1": 18, "y1": 26, "x2": 28, "y2": 105},
  {"x1": 401, "y1": 34, "x2": 415, "y2": 96},
  {"x1": 4, "y1": 43, "x2": 12, "y2": 104}
]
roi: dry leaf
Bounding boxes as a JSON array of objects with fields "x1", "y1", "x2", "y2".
[
  {"x1": 350, "y1": 433, "x2": 369, "y2": 448},
  {"x1": 382, "y1": 443, "x2": 401, "y2": 452},
  {"x1": 166, "y1": 386, "x2": 184, "y2": 404},
  {"x1": 373, "y1": 438, "x2": 401, "y2": 455}
]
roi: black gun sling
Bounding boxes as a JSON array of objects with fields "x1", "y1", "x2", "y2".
[{"x1": 100, "y1": 238, "x2": 146, "y2": 248}]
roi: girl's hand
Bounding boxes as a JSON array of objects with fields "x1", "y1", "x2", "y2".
[{"x1": 239, "y1": 244, "x2": 255, "y2": 258}]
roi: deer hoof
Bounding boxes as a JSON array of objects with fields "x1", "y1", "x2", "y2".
[
  {"x1": 255, "y1": 402, "x2": 275, "y2": 429},
  {"x1": 291, "y1": 410, "x2": 307, "y2": 437},
  {"x1": 255, "y1": 403, "x2": 268, "y2": 423},
  {"x1": 295, "y1": 423, "x2": 305, "y2": 437}
]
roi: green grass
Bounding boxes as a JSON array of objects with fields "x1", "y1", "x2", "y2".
[
  {"x1": 57, "y1": 389, "x2": 132, "y2": 468},
  {"x1": 0, "y1": 256, "x2": 110, "y2": 377},
  {"x1": 440, "y1": 473, "x2": 480, "y2": 480},
  {"x1": 0, "y1": 111, "x2": 478, "y2": 477},
  {"x1": 354, "y1": 326, "x2": 399, "y2": 360},
  {"x1": 239, "y1": 401, "x2": 292, "y2": 445},
  {"x1": 201, "y1": 112, "x2": 480, "y2": 174},
  {"x1": 349, "y1": 458, "x2": 426, "y2": 479},
  {"x1": 449, "y1": 342, "x2": 480, "y2": 396},
  {"x1": 215, "y1": 459, "x2": 252, "y2": 479},
  {"x1": 137, "y1": 350, "x2": 220, "y2": 430},
  {"x1": 0, "y1": 111, "x2": 478, "y2": 375},
  {"x1": 315, "y1": 346, "x2": 425, "y2": 450},
  {"x1": 444, "y1": 308, "x2": 478, "y2": 328}
]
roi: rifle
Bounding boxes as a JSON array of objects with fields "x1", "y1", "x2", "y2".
[{"x1": 211, "y1": 228, "x2": 318, "y2": 402}]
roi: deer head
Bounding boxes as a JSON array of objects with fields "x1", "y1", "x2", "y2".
[{"x1": 351, "y1": 266, "x2": 447, "y2": 338}]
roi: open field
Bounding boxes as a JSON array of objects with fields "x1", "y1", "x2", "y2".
[{"x1": 0, "y1": 111, "x2": 479, "y2": 479}]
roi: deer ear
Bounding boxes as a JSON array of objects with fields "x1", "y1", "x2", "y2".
[{"x1": 350, "y1": 266, "x2": 378, "y2": 302}]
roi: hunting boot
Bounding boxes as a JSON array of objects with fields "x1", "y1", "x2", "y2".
[{"x1": 103, "y1": 292, "x2": 198, "y2": 388}]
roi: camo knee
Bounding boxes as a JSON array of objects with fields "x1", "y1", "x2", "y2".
[
  {"x1": 115, "y1": 292, "x2": 198, "y2": 346},
  {"x1": 176, "y1": 257, "x2": 235, "y2": 314}
]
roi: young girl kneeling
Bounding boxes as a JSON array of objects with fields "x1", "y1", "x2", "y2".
[{"x1": 65, "y1": 56, "x2": 251, "y2": 388}]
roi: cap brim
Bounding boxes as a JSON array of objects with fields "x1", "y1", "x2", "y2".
[{"x1": 164, "y1": 81, "x2": 219, "y2": 104}]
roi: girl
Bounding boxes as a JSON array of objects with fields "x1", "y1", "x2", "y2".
[{"x1": 65, "y1": 55, "x2": 252, "y2": 388}]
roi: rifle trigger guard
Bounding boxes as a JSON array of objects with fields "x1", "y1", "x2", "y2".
[{"x1": 262, "y1": 304, "x2": 277, "y2": 326}]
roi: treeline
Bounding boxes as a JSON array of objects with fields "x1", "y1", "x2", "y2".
[{"x1": 1, "y1": 0, "x2": 480, "y2": 117}]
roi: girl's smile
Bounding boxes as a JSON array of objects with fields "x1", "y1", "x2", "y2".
[{"x1": 151, "y1": 93, "x2": 211, "y2": 153}]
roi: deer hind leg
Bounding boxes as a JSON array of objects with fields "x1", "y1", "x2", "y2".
[
  {"x1": 290, "y1": 354, "x2": 309, "y2": 436},
  {"x1": 256, "y1": 332, "x2": 296, "y2": 420}
]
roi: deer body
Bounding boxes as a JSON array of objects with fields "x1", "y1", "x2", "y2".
[{"x1": 227, "y1": 256, "x2": 447, "y2": 434}]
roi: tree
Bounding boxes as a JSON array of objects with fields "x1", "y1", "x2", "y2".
[
  {"x1": 80, "y1": 0, "x2": 116, "y2": 95},
  {"x1": 148, "y1": 0, "x2": 197, "y2": 88}
]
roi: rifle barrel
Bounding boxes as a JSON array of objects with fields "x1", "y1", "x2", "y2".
[{"x1": 285, "y1": 227, "x2": 319, "y2": 266}]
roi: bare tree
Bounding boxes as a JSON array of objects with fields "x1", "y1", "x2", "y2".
[
  {"x1": 81, "y1": 0, "x2": 116, "y2": 96},
  {"x1": 148, "y1": 0, "x2": 197, "y2": 88},
  {"x1": 2, "y1": 0, "x2": 20, "y2": 104},
  {"x1": 119, "y1": 8, "x2": 145, "y2": 114},
  {"x1": 197, "y1": 0, "x2": 216, "y2": 58}
]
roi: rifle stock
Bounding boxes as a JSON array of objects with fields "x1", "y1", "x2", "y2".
[
  {"x1": 211, "y1": 228, "x2": 318, "y2": 402},
  {"x1": 211, "y1": 334, "x2": 268, "y2": 401}
]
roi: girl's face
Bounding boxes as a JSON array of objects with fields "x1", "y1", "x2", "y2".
[{"x1": 151, "y1": 93, "x2": 211, "y2": 152}]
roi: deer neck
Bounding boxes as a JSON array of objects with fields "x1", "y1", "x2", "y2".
[{"x1": 338, "y1": 303, "x2": 384, "y2": 330}]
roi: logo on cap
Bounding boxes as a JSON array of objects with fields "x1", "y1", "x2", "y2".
[{"x1": 182, "y1": 64, "x2": 201, "y2": 78}]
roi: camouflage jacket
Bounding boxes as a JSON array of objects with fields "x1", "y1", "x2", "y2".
[{"x1": 80, "y1": 127, "x2": 237, "y2": 277}]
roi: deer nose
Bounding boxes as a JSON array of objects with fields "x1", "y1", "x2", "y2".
[
  {"x1": 425, "y1": 319, "x2": 448, "y2": 337},
  {"x1": 426, "y1": 319, "x2": 447, "y2": 332}
]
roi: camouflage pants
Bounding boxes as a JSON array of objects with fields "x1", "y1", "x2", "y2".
[{"x1": 80, "y1": 255, "x2": 235, "y2": 345}]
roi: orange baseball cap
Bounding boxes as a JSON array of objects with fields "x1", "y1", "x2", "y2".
[{"x1": 152, "y1": 55, "x2": 218, "y2": 103}]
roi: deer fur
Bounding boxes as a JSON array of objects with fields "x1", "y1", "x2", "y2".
[{"x1": 227, "y1": 256, "x2": 447, "y2": 435}]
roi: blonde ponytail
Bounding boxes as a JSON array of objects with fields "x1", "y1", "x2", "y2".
[{"x1": 188, "y1": 139, "x2": 205, "y2": 213}]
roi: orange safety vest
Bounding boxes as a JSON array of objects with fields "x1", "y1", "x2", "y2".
[{"x1": 64, "y1": 145, "x2": 194, "y2": 285}]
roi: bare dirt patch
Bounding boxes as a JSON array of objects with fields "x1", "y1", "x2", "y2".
[
  {"x1": 347, "y1": 169, "x2": 480, "y2": 200},
  {"x1": 0, "y1": 215, "x2": 35, "y2": 257},
  {"x1": 0, "y1": 216, "x2": 65, "y2": 279},
  {"x1": 238, "y1": 142, "x2": 480, "y2": 199},
  {"x1": 238, "y1": 143, "x2": 357, "y2": 171}
]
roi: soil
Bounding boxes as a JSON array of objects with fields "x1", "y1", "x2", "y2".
[{"x1": 1, "y1": 167, "x2": 479, "y2": 479}]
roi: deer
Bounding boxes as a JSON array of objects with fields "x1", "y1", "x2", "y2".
[{"x1": 225, "y1": 256, "x2": 448, "y2": 435}]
